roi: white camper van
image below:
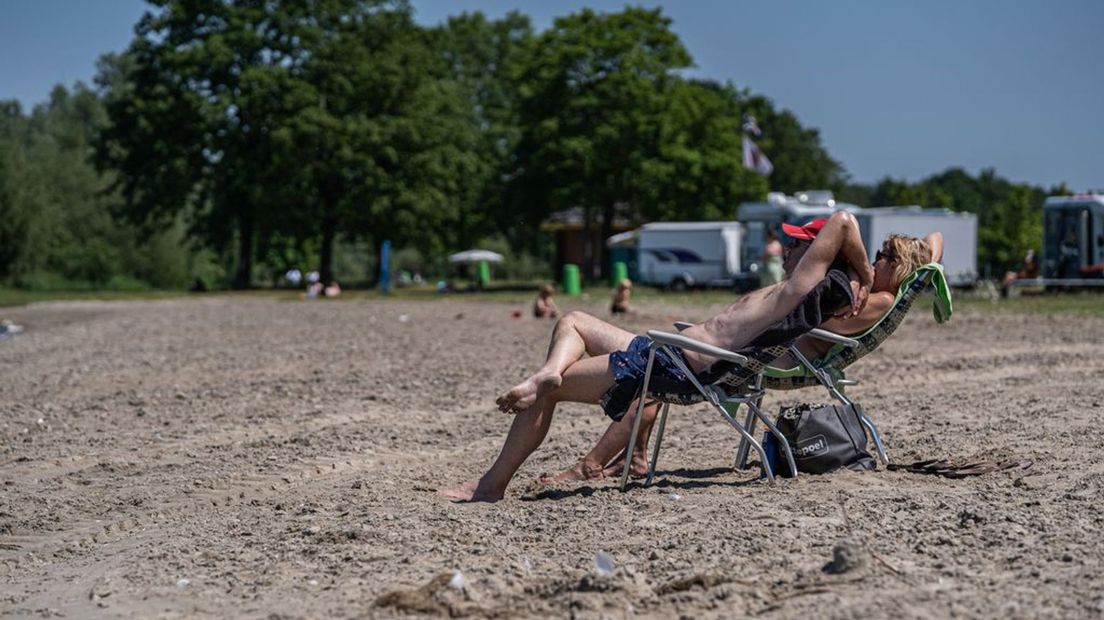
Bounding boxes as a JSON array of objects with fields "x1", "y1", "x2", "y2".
[{"x1": 635, "y1": 222, "x2": 749, "y2": 290}]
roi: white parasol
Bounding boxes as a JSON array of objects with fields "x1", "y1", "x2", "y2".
[{"x1": 447, "y1": 249, "x2": 504, "y2": 265}]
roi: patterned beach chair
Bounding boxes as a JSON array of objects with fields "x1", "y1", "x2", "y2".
[
  {"x1": 622, "y1": 263, "x2": 952, "y2": 490},
  {"x1": 732, "y1": 263, "x2": 952, "y2": 469}
]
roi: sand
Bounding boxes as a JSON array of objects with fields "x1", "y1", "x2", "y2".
[{"x1": 1, "y1": 295, "x2": 1102, "y2": 618}]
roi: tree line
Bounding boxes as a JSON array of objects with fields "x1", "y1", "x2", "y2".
[{"x1": 0, "y1": 1, "x2": 1065, "y2": 290}]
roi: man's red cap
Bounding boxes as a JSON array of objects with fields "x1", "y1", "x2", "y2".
[{"x1": 781, "y1": 218, "x2": 827, "y2": 241}]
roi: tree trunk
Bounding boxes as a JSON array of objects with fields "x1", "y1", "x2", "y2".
[
  {"x1": 232, "y1": 212, "x2": 254, "y2": 290},
  {"x1": 582, "y1": 205, "x2": 594, "y2": 283},
  {"x1": 318, "y1": 176, "x2": 341, "y2": 285},
  {"x1": 320, "y1": 215, "x2": 336, "y2": 285},
  {"x1": 599, "y1": 204, "x2": 614, "y2": 282},
  {"x1": 371, "y1": 235, "x2": 385, "y2": 287}
]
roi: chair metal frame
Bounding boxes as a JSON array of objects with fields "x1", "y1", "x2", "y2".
[{"x1": 619, "y1": 328, "x2": 799, "y2": 490}]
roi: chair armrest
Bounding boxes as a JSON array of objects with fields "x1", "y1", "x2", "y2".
[
  {"x1": 646, "y1": 330, "x2": 748, "y2": 364},
  {"x1": 806, "y1": 328, "x2": 860, "y2": 348},
  {"x1": 672, "y1": 321, "x2": 694, "y2": 332}
]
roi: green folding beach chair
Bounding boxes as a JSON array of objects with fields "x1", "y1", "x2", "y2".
[
  {"x1": 732, "y1": 263, "x2": 953, "y2": 469},
  {"x1": 622, "y1": 263, "x2": 951, "y2": 491}
]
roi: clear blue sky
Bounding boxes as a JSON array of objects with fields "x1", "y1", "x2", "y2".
[{"x1": 2, "y1": 0, "x2": 1100, "y2": 191}]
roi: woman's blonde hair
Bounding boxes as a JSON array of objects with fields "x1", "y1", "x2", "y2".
[{"x1": 882, "y1": 234, "x2": 933, "y2": 289}]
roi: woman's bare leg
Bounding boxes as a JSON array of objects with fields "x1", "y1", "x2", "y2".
[
  {"x1": 496, "y1": 311, "x2": 634, "y2": 412},
  {"x1": 442, "y1": 355, "x2": 617, "y2": 502}
]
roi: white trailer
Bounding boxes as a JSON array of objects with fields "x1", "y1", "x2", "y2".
[
  {"x1": 634, "y1": 222, "x2": 750, "y2": 290},
  {"x1": 856, "y1": 207, "x2": 978, "y2": 287}
]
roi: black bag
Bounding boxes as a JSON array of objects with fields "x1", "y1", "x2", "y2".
[{"x1": 772, "y1": 403, "x2": 876, "y2": 476}]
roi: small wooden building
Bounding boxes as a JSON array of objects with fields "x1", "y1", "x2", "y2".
[{"x1": 541, "y1": 207, "x2": 635, "y2": 282}]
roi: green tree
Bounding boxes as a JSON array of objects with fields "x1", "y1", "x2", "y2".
[
  {"x1": 0, "y1": 85, "x2": 190, "y2": 288},
  {"x1": 426, "y1": 11, "x2": 534, "y2": 251},
  {"x1": 274, "y1": 0, "x2": 429, "y2": 283},
  {"x1": 241, "y1": 0, "x2": 489, "y2": 283},
  {"x1": 97, "y1": 1, "x2": 307, "y2": 288},
  {"x1": 0, "y1": 101, "x2": 29, "y2": 278},
  {"x1": 640, "y1": 79, "x2": 768, "y2": 221},
  {"x1": 505, "y1": 7, "x2": 693, "y2": 279}
]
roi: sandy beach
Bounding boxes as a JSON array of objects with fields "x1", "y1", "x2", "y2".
[{"x1": 2, "y1": 295, "x2": 1102, "y2": 618}]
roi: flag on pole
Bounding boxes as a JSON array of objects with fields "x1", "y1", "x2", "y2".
[
  {"x1": 741, "y1": 113, "x2": 762, "y2": 137},
  {"x1": 742, "y1": 136, "x2": 773, "y2": 176}
]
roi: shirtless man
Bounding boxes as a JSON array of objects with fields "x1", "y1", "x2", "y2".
[
  {"x1": 542, "y1": 223, "x2": 943, "y2": 484},
  {"x1": 439, "y1": 211, "x2": 873, "y2": 502}
]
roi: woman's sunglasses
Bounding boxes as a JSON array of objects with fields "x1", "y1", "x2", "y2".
[{"x1": 876, "y1": 248, "x2": 897, "y2": 263}]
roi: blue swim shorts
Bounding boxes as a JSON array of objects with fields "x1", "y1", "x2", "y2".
[{"x1": 600, "y1": 335, "x2": 697, "y2": 421}]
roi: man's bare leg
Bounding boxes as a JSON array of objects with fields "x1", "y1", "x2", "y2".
[
  {"x1": 496, "y1": 311, "x2": 634, "y2": 412},
  {"x1": 539, "y1": 398, "x2": 658, "y2": 484},
  {"x1": 442, "y1": 355, "x2": 617, "y2": 502}
]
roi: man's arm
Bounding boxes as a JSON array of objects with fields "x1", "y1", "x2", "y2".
[{"x1": 787, "y1": 211, "x2": 874, "y2": 316}]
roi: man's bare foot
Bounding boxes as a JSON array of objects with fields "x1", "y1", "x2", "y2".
[
  {"x1": 601, "y1": 454, "x2": 650, "y2": 479},
  {"x1": 495, "y1": 371, "x2": 562, "y2": 413},
  {"x1": 537, "y1": 461, "x2": 606, "y2": 485},
  {"x1": 437, "y1": 480, "x2": 504, "y2": 503}
]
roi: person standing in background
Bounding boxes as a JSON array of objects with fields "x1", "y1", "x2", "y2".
[{"x1": 760, "y1": 229, "x2": 785, "y2": 287}]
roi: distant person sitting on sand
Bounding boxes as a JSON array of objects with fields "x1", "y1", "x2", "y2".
[
  {"x1": 0, "y1": 319, "x2": 24, "y2": 339},
  {"x1": 540, "y1": 225, "x2": 944, "y2": 485},
  {"x1": 1001, "y1": 249, "x2": 1039, "y2": 298},
  {"x1": 324, "y1": 281, "x2": 342, "y2": 298},
  {"x1": 440, "y1": 211, "x2": 882, "y2": 502},
  {"x1": 611, "y1": 279, "x2": 632, "y2": 315},
  {"x1": 306, "y1": 281, "x2": 324, "y2": 299},
  {"x1": 533, "y1": 284, "x2": 559, "y2": 319}
]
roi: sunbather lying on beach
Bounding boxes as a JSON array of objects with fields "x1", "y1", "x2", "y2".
[
  {"x1": 439, "y1": 211, "x2": 875, "y2": 502},
  {"x1": 541, "y1": 226, "x2": 943, "y2": 485}
]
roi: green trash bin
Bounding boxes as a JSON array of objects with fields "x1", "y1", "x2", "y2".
[
  {"x1": 562, "y1": 264, "x2": 581, "y2": 296},
  {"x1": 611, "y1": 261, "x2": 628, "y2": 287},
  {"x1": 478, "y1": 261, "x2": 491, "y2": 288}
]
